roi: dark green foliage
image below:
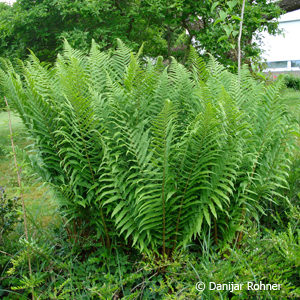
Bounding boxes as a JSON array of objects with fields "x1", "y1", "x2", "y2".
[
  {"x1": 0, "y1": 89, "x2": 5, "y2": 111},
  {"x1": 0, "y1": 41, "x2": 297, "y2": 256},
  {"x1": 0, "y1": 97, "x2": 4, "y2": 111},
  {"x1": 0, "y1": 187, "x2": 22, "y2": 297},
  {"x1": 1, "y1": 218, "x2": 299, "y2": 298},
  {"x1": 0, "y1": 0, "x2": 283, "y2": 68},
  {"x1": 0, "y1": 143, "x2": 4, "y2": 156},
  {"x1": 0, "y1": 0, "x2": 140, "y2": 62},
  {"x1": 0, "y1": 186, "x2": 21, "y2": 241},
  {"x1": 284, "y1": 74, "x2": 300, "y2": 90}
]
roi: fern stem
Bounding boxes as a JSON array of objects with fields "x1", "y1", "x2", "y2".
[
  {"x1": 236, "y1": 204, "x2": 246, "y2": 247},
  {"x1": 100, "y1": 208, "x2": 111, "y2": 248},
  {"x1": 4, "y1": 97, "x2": 34, "y2": 299},
  {"x1": 77, "y1": 121, "x2": 111, "y2": 248},
  {"x1": 213, "y1": 217, "x2": 218, "y2": 245},
  {"x1": 0, "y1": 249, "x2": 13, "y2": 257},
  {"x1": 173, "y1": 181, "x2": 189, "y2": 249},
  {"x1": 237, "y1": 143, "x2": 264, "y2": 246},
  {"x1": 162, "y1": 151, "x2": 166, "y2": 257},
  {"x1": 173, "y1": 148, "x2": 203, "y2": 250}
]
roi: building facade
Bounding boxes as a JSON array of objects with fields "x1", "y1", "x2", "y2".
[{"x1": 262, "y1": 9, "x2": 300, "y2": 76}]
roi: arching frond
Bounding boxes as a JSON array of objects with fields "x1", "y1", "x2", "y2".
[{"x1": 1, "y1": 40, "x2": 297, "y2": 255}]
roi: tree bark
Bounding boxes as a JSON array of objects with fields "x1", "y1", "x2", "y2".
[
  {"x1": 238, "y1": 0, "x2": 246, "y2": 79},
  {"x1": 279, "y1": 0, "x2": 300, "y2": 13}
]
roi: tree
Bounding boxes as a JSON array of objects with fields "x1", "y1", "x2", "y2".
[
  {"x1": 0, "y1": 0, "x2": 142, "y2": 62},
  {"x1": 132, "y1": 0, "x2": 284, "y2": 69},
  {"x1": 0, "y1": 0, "x2": 296, "y2": 68}
]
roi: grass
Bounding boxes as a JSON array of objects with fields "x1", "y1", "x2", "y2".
[
  {"x1": 0, "y1": 110, "x2": 58, "y2": 228},
  {"x1": 282, "y1": 88, "x2": 300, "y2": 125},
  {"x1": 0, "y1": 111, "x2": 27, "y2": 191}
]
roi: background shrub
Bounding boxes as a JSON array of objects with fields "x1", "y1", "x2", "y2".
[
  {"x1": 0, "y1": 94, "x2": 5, "y2": 111},
  {"x1": 0, "y1": 186, "x2": 21, "y2": 242},
  {"x1": 284, "y1": 74, "x2": 300, "y2": 90}
]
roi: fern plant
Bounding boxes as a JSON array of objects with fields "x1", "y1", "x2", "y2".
[{"x1": 0, "y1": 40, "x2": 297, "y2": 256}]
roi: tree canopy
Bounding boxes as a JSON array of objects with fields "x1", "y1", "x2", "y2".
[{"x1": 0, "y1": 0, "x2": 292, "y2": 68}]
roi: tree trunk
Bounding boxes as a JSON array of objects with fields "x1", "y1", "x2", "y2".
[{"x1": 279, "y1": 0, "x2": 300, "y2": 13}]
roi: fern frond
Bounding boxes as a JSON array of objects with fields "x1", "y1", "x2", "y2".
[{"x1": 1, "y1": 39, "x2": 297, "y2": 256}]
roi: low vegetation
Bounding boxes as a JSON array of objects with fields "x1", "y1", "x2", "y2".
[{"x1": 284, "y1": 74, "x2": 300, "y2": 91}]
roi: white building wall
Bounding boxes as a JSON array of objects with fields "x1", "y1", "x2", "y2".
[
  {"x1": 0, "y1": 0, "x2": 15, "y2": 4},
  {"x1": 262, "y1": 9, "x2": 300, "y2": 72}
]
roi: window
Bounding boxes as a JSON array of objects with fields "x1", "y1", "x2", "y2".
[
  {"x1": 267, "y1": 61, "x2": 288, "y2": 69},
  {"x1": 291, "y1": 60, "x2": 300, "y2": 68}
]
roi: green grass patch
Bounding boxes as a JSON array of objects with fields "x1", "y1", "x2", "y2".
[
  {"x1": 282, "y1": 88, "x2": 300, "y2": 124},
  {"x1": 0, "y1": 111, "x2": 58, "y2": 228},
  {"x1": 0, "y1": 111, "x2": 27, "y2": 152}
]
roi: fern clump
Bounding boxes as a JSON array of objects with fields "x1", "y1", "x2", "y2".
[{"x1": 0, "y1": 40, "x2": 297, "y2": 255}]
